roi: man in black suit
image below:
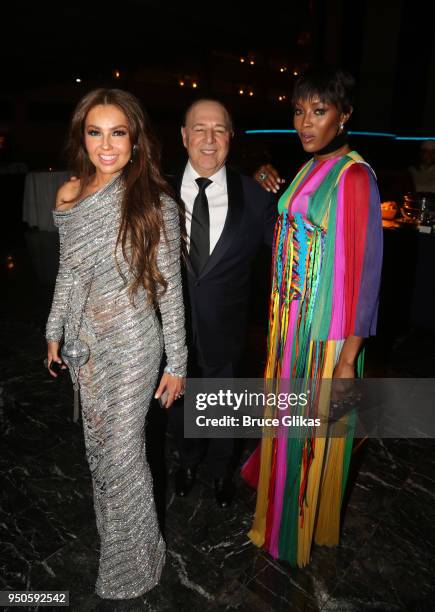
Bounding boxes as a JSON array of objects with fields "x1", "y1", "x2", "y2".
[{"x1": 168, "y1": 99, "x2": 276, "y2": 507}]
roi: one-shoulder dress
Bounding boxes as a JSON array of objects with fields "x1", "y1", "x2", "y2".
[{"x1": 46, "y1": 175, "x2": 187, "y2": 598}]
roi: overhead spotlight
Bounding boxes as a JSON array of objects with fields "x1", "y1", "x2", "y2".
[
  {"x1": 293, "y1": 70, "x2": 299, "y2": 76},
  {"x1": 179, "y1": 80, "x2": 185, "y2": 86},
  {"x1": 240, "y1": 58, "x2": 245, "y2": 63},
  {"x1": 250, "y1": 60, "x2": 255, "y2": 65},
  {"x1": 75, "y1": 78, "x2": 82, "y2": 83},
  {"x1": 239, "y1": 89, "x2": 244, "y2": 95},
  {"x1": 192, "y1": 82, "x2": 198, "y2": 88},
  {"x1": 113, "y1": 69, "x2": 121, "y2": 78},
  {"x1": 249, "y1": 91, "x2": 254, "y2": 97}
]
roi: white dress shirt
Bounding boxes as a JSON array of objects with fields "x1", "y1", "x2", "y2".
[{"x1": 181, "y1": 162, "x2": 228, "y2": 254}]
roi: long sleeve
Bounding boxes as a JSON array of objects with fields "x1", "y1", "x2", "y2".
[
  {"x1": 45, "y1": 213, "x2": 73, "y2": 341},
  {"x1": 341, "y1": 163, "x2": 383, "y2": 337},
  {"x1": 157, "y1": 195, "x2": 188, "y2": 377}
]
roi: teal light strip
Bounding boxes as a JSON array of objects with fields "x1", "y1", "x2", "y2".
[
  {"x1": 395, "y1": 136, "x2": 435, "y2": 141},
  {"x1": 245, "y1": 129, "x2": 296, "y2": 134},
  {"x1": 349, "y1": 131, "x2": 395, "y2": 138},
  {"x1": 245, "y1": 129, "x2": 435, "y2": 141}
]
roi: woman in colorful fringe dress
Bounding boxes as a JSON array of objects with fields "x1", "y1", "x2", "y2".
[{"x1": 244, "y1": 68, "x2": 383, "y2": 567}]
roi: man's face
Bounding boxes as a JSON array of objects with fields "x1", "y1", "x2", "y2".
[{"x1": 181, "y1": 101, "x2": 232, "y2": 177}]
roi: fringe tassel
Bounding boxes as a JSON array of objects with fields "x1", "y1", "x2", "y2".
[
  {"x1": 73, "y1": 387, "x2": 80, "y2": 423},
  {"x1": 313, "y1": 434, "x2": 345, "y2": 546}
]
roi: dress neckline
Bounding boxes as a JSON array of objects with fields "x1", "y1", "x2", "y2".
[
  {"x1": 312, "y1": 151, "x2": 352, "y2": 166},
  {"x1": 53, "y1": 173, "x2": 122, "y2": 216}
]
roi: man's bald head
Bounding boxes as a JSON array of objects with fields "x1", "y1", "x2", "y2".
[{"x1": 182, "y1": 99, "x2": 233, "y2": 133}]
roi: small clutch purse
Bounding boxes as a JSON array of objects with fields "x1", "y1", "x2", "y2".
[{"x1": 61, "y1": 339, "x2": 90, "y2": 369}]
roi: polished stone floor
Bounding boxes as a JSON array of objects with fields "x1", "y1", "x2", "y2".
[{"x1": 1, "y1": 243, "x2": 435, "y2": 611}]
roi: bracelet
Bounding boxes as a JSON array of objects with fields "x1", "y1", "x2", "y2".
[{"x1": 164, "y1": 365, "x2": 183, "y2": 377}]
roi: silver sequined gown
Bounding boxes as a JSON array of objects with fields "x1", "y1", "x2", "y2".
[{"x1": 46, "y1": 176, "x2": 187, "y2": 599}]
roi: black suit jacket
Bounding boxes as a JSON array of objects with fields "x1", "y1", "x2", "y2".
[{"x1": 168, "y1": 164, "x2": 276, "y2": 368}]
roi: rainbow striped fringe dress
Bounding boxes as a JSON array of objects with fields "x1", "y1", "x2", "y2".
[{"x1": 246, "y1": 151, "x2": 383, "y2": 567}]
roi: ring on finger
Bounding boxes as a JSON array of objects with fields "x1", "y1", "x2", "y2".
[{"x1": 258, "y1": 171, "x2": 268, "y2": 181}]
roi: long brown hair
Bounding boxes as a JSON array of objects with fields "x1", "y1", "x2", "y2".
[{"x1": 66, "y1": 88, "x2": 172, "y2": 302}]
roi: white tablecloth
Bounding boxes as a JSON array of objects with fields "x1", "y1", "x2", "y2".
[{"x1": 22, "y1": 170, "x2": 71, "y2": 231}]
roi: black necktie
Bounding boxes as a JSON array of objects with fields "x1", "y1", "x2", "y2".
[{"x1": 190, "y1": 177, "x2": 212, "y2": 275}]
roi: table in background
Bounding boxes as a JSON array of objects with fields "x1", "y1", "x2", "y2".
[
  {"x1": 379, "y1": 225, "x2": 435, "y2": 334},
  {"x1": 22, "y1": 170, "x2": 70, "y2": 284},
  {"x1": 22, "y1": 170, "x2": 70, "y2": 231}
]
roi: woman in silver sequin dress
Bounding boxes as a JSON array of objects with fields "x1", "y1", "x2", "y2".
[{"x1": 45, "y1": 89, "x2": 187, "y2": 599}]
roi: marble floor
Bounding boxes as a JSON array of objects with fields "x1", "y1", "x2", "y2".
[{"x1": 1, "y1": 244, "x2": 435, "y2": 611}]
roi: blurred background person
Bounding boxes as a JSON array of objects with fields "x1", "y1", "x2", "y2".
[{"x1": 408, "y1": 139, "x2": 435, "y2": 193}]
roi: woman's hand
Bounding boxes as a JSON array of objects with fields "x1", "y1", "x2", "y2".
[
  {"x1": 55, "y1": 177, "x2": 81, "y2": 211},
  {"x1": 332, "y1": 360, "x2": 355, "y2": 379},
  {"x1": 254, "y1": 164, "x2": 285, "y2": 193},
  {"x1": 333, "y1": 335, "x2": 363, "y2": 381},
  {"x1": 331, "y1": 359, "x2": 356, "y2": 418},
  {"x1": 154, "y1": 373, "x2": 185, "y2": 408},
  {"x1": 46, "y1": 341, "x2": 67, "y2": 377}
]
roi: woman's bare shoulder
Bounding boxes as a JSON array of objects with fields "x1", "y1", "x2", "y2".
[{"x1": 55, "y1": 177, "x2": 82, "y2": 210}]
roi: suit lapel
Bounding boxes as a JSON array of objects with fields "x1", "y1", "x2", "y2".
[
  {"x1": 174, "y1": 164, "x2": 244, "y2": 279},
  {"x1": 173, "y1": 167, "x2": 184, "y2": 200},
  {"x1": 198, "y1": 167, "x2": 244, "y2": 279},
  {"x1": 166, "y1": 164, "x2": 185, "y2": 202},
  {"x1": 169, "y1": 164, "x2": 196, "y2": 277}
]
